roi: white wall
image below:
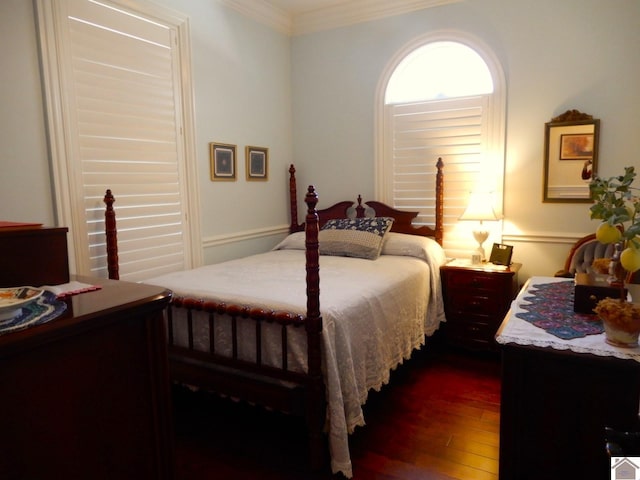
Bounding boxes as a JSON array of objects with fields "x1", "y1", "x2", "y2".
[
  {"x1": 290, "y1": 0, "x2": 640, "y2": 281},
  {"x1": 0, "y1": 0, "x2": 55, "y2": 226},
  {"x1": 2, "y1": 0, "x2": 639, "y2": 282}
]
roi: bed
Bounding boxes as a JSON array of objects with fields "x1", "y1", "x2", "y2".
[{"x1": 103, "y1": 159, "x2": 446, "y2": 478}]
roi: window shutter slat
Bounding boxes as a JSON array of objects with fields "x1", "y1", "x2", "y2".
[
  {"x1": 66, "y1": 0, "x2": 186, "y2": 281},
  {"x1": 387, "y1": 96, "x2": 490, "y2": 259}
]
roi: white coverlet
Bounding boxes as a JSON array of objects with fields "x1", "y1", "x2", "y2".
[{"x1": 143, "y1": 238, "x2": 446, "y2": 478}]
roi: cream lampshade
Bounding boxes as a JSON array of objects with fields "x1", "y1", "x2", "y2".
[{"x1": 459, "y1": 192, "x2": 501, "y2": 261}]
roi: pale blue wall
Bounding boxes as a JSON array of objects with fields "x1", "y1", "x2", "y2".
[
  {"x1": 0, "y1": 0, "x2": 293, "y2": 265},
  {"x1": 2, "y1": 0, "x2": 639, "y2": 278},
  {"x1": 0, "y1": 0, "x2": 54, "y2": 226},
  {"x1": 151, "y1": 0, "x2": 294, "y2": 263},
  {"x1": 290, "y1": 0, "x2": 640, "y2": 279}
]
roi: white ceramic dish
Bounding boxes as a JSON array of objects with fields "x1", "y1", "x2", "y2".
[{"x1": 0, "y1": 287, "x2": 45, "y2": 321}]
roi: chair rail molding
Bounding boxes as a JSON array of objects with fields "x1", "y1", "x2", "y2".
[{"x1": 501, "y1": 232, "x2": 590, "y2": 245}]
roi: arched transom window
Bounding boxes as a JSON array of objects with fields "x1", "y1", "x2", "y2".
[{"x1": 376, "y1": 35, "x2": 506, "y2": 259}]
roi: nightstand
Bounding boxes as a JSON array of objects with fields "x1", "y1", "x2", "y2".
[{"x1": 440, "y1": 260, "x2": 521, "y2": 351}]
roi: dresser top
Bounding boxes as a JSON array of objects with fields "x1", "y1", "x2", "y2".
[
  {"x1": 496, "y1": 276, "x2": 640, "y2": 362},
  {"x1": 0, "y1": 276, "x2": 171, "y2": 353}
]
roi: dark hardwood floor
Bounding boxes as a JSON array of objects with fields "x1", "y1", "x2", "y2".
[{"x1": 173, "y1": 339, "x2": 501, "y2": 480}]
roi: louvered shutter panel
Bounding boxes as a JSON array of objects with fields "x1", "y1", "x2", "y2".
[
  {"x1": 386, "y1": 95, "x2": 490, "y2": 259},
  {"x1": 64, "y1": 0, "x2": 187, "y2": 281}
]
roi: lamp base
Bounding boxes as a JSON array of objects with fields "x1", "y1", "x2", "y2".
[{"x1": 472, "y1": 229, "x2": 489, "y2": 262}]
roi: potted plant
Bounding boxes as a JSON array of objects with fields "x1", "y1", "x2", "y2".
[{"x1": 589, "y1": 166, "x2": 640, "y2": 347}]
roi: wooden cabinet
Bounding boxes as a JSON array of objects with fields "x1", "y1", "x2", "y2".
[
  {"x1": 0, "y1": 276, "x2": 174, "y2": 479},
  {"x1": 497, "y1": 277, "x2": 640, "y2": 480},
  {"x1": 0, "y1": 225, "x2": 70, "y2": 287},
  {"x1": 440, "y1": 261, "x2": 521, "y2": 351}
]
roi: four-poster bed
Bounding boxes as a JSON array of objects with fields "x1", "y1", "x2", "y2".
[{"x1": 103, "y1": 159, "x2": 445, "y2": 478}]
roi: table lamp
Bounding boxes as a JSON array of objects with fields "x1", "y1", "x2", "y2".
[{"x1": 459, "y1": 191, "x2": 500, "y2": 261}]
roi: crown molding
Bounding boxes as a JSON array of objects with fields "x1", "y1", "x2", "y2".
[
  {"x1": 220, "y1": 0, "x2": 293, "y2": 35},
  {"x1": 221, "y1": 0, "x2": 461, "y2": 36},
  {"x1": 293, "y1": 0, "x2": 460, "y2": 35}
]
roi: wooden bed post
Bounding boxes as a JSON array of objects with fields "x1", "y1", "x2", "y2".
[
  {"x1": 289, "y1": 165, "x2": 300, "y2": 233},
  {"x1": 435, "y1": 157, "x2": 444, "y2": 246},
  {"x1": 103, "y1": 189, "x2": 119, "y2": 280},
  {"x1": 355, "y1": 195, "x2": 365, "y2": 218},
  {"x1": 304, "y1": 185, "x2": 326, "y2": 469}
]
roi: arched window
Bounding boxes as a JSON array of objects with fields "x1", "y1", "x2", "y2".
[
  {"x1": 375, "y1": 33, "x2": 506, "y2": 259},
  {"x1": 386, "y1": 41, "x2": 493, "y2": 103}
]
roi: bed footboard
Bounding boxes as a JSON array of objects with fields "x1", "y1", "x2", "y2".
[{"x1": 166, "y1": 185, "x2": 326, "y2": 469}]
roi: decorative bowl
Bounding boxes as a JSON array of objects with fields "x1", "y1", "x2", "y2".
[{"x1": 0, "y1": 287, "x2": 44, "y2": 322}]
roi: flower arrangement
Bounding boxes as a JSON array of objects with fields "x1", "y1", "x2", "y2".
[
  {"x1": 591, "y1": 257, "x2": 612, "y2": 275},
  {"x1": 589, "y1": 166, "x2": 640, "y2": 345}
]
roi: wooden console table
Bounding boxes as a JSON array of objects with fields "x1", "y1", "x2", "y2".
[
  {"x1": 496, "y1": 276, "x2": 640, "y2": 480},
  {"x1": 0, "y1": 276, "x2": 173, "y2": 479}
]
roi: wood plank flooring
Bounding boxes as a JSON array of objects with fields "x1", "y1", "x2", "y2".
[{"x1": 173, "y1": 340, "x2": 501, "y2": 479}]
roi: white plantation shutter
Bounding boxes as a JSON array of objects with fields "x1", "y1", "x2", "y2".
[
  {"x1": 385, "y1": 95, "x2": 493, "y2": 259},
  {"x1": 379, "y1": 38, "x2": 506, "y2": 260},
  {"x1": 38, "y1": 0, "x2": 198, "y2": 282}
]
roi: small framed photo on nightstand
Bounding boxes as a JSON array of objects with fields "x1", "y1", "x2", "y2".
[{"x1": 489, "y1": 243, "x2": 513, "y2": 266}]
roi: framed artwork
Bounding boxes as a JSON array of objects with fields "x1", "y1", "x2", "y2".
[
  {"x1": 210, "y1": 142, "x2": 236, "y2": 181},
  {"x1": 245, "y1": 146, "x2": 268, "y2": 181},
  {"x1": 559, "y1": 133, "x2": 594, "y2": 160},
  {"x1": 543, "y1": 110, "x2": 599, "y2": 203}
]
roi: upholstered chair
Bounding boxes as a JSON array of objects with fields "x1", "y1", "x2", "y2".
[{"x1": 554, "y1": 234, "x2": 615, "y2": 278}]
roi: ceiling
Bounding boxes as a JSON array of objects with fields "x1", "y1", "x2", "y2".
[
  {"x1": 266, "y1": 0, "x2": 350, "y2": 16},
  {"x1": 223, "y1": 0, "x2": 460, "y2": 36}
]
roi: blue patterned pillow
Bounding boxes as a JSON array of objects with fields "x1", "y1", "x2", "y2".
[{"x1": 319, "y1": 217, "x2": 394, "y2": 260}]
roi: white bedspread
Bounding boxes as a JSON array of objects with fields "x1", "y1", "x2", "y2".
[{"x1": 143, "y1": 242, "x2": 445, "y2": 478}]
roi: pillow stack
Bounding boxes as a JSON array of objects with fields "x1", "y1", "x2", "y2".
[{"x1": 319, "y1": 217, "x2": 394, "y2": 260}]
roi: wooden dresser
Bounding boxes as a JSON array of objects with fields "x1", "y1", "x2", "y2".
[
  {"x1": 496, "y1": 277, "x2": 640, "y2": 480},
  {"x1": 0, "y1": 216, "x2": 174, "y2": 480},
  {"x1": 0, "y1": 225, "x2": 70, "y2": 287},
  {"x1": 0, "y1": 276, "x2": 173, "y2": 479}
]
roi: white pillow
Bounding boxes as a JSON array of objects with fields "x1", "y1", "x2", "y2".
[
  {"x1": 381, "y1": 232, "x2": 447, "y2": 266},
  {"x1": 273, "y1": 231, "x2": 306, "y2": 251},
  {"x1": 319, "y1": 217, "x2": 394, "y2": 260}
]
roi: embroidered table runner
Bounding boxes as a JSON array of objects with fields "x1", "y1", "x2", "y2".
[{"x1": 515, "y1": 280, "x2": 603, "y2": 340}]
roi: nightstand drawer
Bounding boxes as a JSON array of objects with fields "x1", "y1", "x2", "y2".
[
  {"x1": 445, "y1": 270, "x2": 506, "y2": 292},
  {"x1": 445, "y1": 321, "x2": 496, "y2": 349},
  {"x1": 448, "y1": 291, "x2": 504, "y2": 316}
]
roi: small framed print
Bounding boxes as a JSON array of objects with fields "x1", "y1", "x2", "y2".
[
  {"x1": 210, "y1": 142, "x2": 236, "y2": 181},
  {"x1": 245, "y1": 146, "x2": 268, "y2": 181},
  {"x1": 559, "y1": 133, "x2": 594, "y2": 160}
]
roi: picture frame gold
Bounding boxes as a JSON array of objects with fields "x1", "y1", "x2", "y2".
[
  {"x1": 245, "y1": 146, "x2": 268, "y2": 181},
  {"x1": 543, "y1": 110, "x2": 599, "y2": 203},
  {"x1": 210, "y1": 142, "x2": 236, "y2": 181}
]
